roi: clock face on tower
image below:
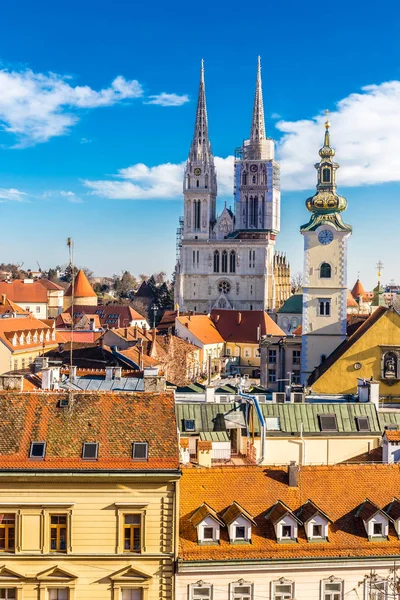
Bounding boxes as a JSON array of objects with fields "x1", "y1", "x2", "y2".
[
  {"x1": 318, "y1": 229, "x2": 334, "y2": 245},
  {"x1": 250, "y1": 164, "x2": 258, "y2": 173},
  {"x1": 194, "y1": 168, "x2": 202, "y2": 176}
]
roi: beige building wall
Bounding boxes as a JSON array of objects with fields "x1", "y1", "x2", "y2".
[
  {"x1": 63, "y1": 295, "x2": 98, "y2": 311},
  {"x1": 0, "y1": 475, "x2": 178, "y2": 599},
  {"x1": 251, "y1": 435, "x2": 380, "y2": 465}
]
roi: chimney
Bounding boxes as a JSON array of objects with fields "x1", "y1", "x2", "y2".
[
  {"x1": 237, "y1": 312, "x2": 242, "y2": 325},
  {"x1": 134, "y1": 324, "x2": 138, "y2": 339},
  {"x1": 205, "y1": 386, "x2": 215, "y2": 403},
  {"x1": 288, "y1": 461, "x2": 299, "y2": 487},
  {"x1": 114, "y1": 366, "x2": 122, "y2": 380},
  {"x1": 1, "y1": 294, "x2": 5, "y2": 305},
  {"x1": 105, "y1": 366, "x2": 114, "y2": 381},
  {"x1": 89, "y1": 318, "x2": 95, "y2": 331},
  {"x1": 70, "y1": 365, "x2": 77, "y2": 381},
  {"x1": 124, "y1": 327, "x2": 128, "y2": 339},
  {"x1": 152, "y1": 328, "x2": 156, "y2": 343},
  {"x1": 358, "y1": 377, "x2": 380, "y2": 408}
]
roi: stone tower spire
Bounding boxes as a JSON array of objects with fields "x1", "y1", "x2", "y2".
[
  {"x1": 250, "y1": 56, "x2": 266, "y2": 141},
  {"x1": 189, "y1": 59, "x2": 212, "y2": 164}
]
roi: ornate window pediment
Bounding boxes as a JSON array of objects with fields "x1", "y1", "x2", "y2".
[
  {"x1": 109, "y1": 565, "x2": 152, "y2": 583},
  {"x1": 380, "y1": 347, "x2": 400, "y2": 384},
  {"x1": 36, "y1": 566, "x2": 77, "y2": 581}
]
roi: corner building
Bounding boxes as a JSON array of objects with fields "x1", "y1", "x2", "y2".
[{"x1": 175, "y1": 59, "x2": 282, "y2": 313}]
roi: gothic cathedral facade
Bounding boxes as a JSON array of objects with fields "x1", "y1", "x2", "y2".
[
  {"x1": 301, "y1": 117, "x2": 352, "y2": 383},
  {"x1": 174, "y1": 59, "x2": 287, "y2": 313}
]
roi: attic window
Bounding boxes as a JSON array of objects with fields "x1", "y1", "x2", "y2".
[
  {"x1": 82, "y1": 442, "x2": 98, "y2": 460},
  {"x1": 265, "y1": 417, "x2": 280, "y2": 431},
  {"x1": 132, "y1": 442, "x2": 148, "y2": 461},
  {"x1": 235, "y1": 526, "x2": 246, "y2": 539},
  {"x1": 29, "y1": 442, "x2": 46, "y2": 459},
  {"x1": 356, "y1": 416, "x2": 370, "y2": 432},
  {"x1": 281, "y1": 525, "x2": 292, "y2": 538},
  {"x1": 184, "y1": 419, "x2": 195, "y2": 432},
  {"x1": 319, "y1": 414, "x2": 338, "y2": 432}
]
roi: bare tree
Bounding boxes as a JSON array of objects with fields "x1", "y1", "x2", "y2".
[{"x1": 291, "y1": 271, "x2": 303, "y2": 294}]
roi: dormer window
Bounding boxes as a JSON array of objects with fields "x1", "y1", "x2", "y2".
[
  {"x1": 296, "y1": 500, "x2": 331, "y2": 542},
  {"x1": 190, "y1": 503, "x2": 224, "y2": 545},
  {"x1": 12, "y1": 334, "x2": 17, "y2": 347},
  {"x1": 33, "y1": 332, "x2": 38, "y2": 343},
  {"x1": 45, "y1": 331, "x2": 50, "y2": 341},
  {"x1": 184, "y1": 419, "x2": 195, "y2": 432},
  {"x1": 221, "y1": 501, "x2": 256, "y2": 544},
  {"x1": 26, "y1": 333, "x2": 31, "y2": 344},
  {"x1": 39, "y1": 331, "x2": 44, "y2": 343},
  {"x1": 265, "y1": 501, "x2": 301, "y2": 543},
  {"x1": 19, "y1": 333, "x2": 24, "y2": 345},
  {"x1": 235, "y1": 526, "x2": 245, "y2": 539},
  {"x1": 356, "y1": 499, "x2": 389, "y2": 540}
]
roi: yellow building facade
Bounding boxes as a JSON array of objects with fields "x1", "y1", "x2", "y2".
[
  {"x1": 0, "y1": 391, "x2": 180, "y2": 600},
  {"x1": 309, "y1": 306, "x2": 400, "y2": 397}
]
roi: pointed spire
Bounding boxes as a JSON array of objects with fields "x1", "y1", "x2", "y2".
[
  {"x1": 189, "y1": 59, "x2": 212, "y2": 163},
  {"x1": 319, "y1": 110, "x2": 335, "y2": 159},
  {"x1": 250, "y1": 56, "x2": 266, "y2": 141}
]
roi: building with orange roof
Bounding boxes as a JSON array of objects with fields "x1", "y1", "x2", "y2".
[
  {"x1": 0, "y1": 389, "x2": 179, "y2": 599},
  {"x1": 0, "y1": 278, "x2": 64, "y2": 318},
  {"x1": 177, "y1": 463, "x2": 400, "y2": 600},
  {"x1": 176, "y1": 314, "x2": 225, "y2": 378},
  {"x1": 0, "y1": 315, "x2": 64, "y2": 373},
  {"x1": 59, "y1": 304, "x2": 150, "y2": 330},
  {"x1": 63, "y1": 269, "x2": 98, "y2": 310}
]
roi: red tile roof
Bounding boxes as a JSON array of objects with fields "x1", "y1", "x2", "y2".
[
  {"x1": 0, "y1": 316, "x2": 63, "y2": 350},
  {"x1": 351, "y1": 278, "x2": 368, "y2": 301},
  {"x1": 177, "y1": 315, "x2": 224, "y2": 345},
  {"x1": 64, "y1": 305, "x2": 146, "y2": 329},
  {"x1": 0, "y1": 280, "x2": 48, "y2": 303},
  {"x1": 211, "y1": 309, "x2": 285, "y2": 342},
  {"x1": 384, "y1": 431, "x2": 400, "y2": 442},
  {"x1": 347, "y1": 289, "x2": 358, "y2": 308},
  {"x1": 0, "y1": 391, "x2": 179, "y2": 471},
  {"x1": 36, "y1": 279, "x2": 64, "y2": 291},
  {"x1": 65, "y1": 270, "x2": 97, "y2": 298},
  {"x1": 180, "y1": 464, "x2": 400, "y2": 561}
]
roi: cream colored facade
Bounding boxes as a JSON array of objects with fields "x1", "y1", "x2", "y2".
[
  {"x1": 0, "y1": 472, "x2": 179, "y2": 600},
  {"x1": 176, "y1": 559, "x2": 400, "y2": 600}
]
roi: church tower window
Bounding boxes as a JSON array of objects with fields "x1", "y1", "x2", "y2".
[
  {"x1": 243, "y1": 173, "x2": 247, "y2": 185},
  {"x1": 221, "y1": 251, "x2": 228, "y2": 273},
  {"x1": 187, "y1": 175, "x2": 190, "y2": 189},
  {"x1": 205, "y1": 174, "x2": 208, "y2": 188},
  {"x1": 229, "y1": 251, "x2": 236, "y2": 273},
  {"x1": 320, "y1": 263, "x2": 332, "y2": 278},
  {"x1": 196, "y1": 180, "x2": 200, "y2": 188},
  {"x1": 318, "y1": 299, "x2": 331, "y2": 316},
  {"x1": 213, "y1": 251, "x2": 220, "y2": 273},
  {"x1": 322, "y1": 167, "x2": 331, "y2": 183},
  {"x1": 252, "y1": 175, "x2": 256, "y2": 184},
  {"x1": 194, "y1": 200, "x2": 201, "y2": 230}
]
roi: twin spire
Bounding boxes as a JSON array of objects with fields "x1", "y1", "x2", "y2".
[{"x1": 189, "y1": 57, "x2": 267, "y2": 161}]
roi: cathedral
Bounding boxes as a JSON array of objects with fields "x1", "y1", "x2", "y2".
[{"x1": 174, "y1": 58, "x2": 290, "y2": 313}]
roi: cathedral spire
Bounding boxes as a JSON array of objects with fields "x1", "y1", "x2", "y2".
[
  {"x1": 189, "y1": 59, "x2": 212, "y2": 163},
  {"x1": 250, "y1": 56, "x2": 266, "y2": 141}
]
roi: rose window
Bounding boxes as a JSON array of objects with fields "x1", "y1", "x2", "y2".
[{"x1": 218, "y1": 280, "x2": 231, "y2": 294}]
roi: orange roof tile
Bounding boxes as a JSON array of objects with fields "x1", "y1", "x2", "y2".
[
  {"x1": 179, "y1": 465, "x2": 400, "y2": 561},
  {"x1": 351, "y1": 278, "x2": 368, "y2": 301},
  {"x1": 177, "y1": 315, "x2": 224, "y2": 345},
  {"x1": 0, "y1": 316, "x2": 62, "y2": 351},
  {"x1": 211, "y1": 309, "x2": 285, "y2": 342},
  {"x1": 65, "y1": 270, "x2": 97, "y2": 298},
  {"x1": 347, "y1": 289, "x2": 358, "y2": 308},
  {"x1": 0, "y1": 280, "x2": 48, "y2": 303},
  {"x1": 0, "y1": 391, "x2": 179, "y2": 471},
  {"x1": 384, "y1": 431, "x2": 400, "y2": 442}
]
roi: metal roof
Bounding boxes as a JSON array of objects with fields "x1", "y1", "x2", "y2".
[
  {"x1": 260, "y1": 403, "x2": 381, "y2": 435},
  {"x1": 378, "y1": 411, "x2": 400, "y2": 430},
  {"x1": 60, "y1": 376, "x2": 144, "y2": 392},
  {"x1": 199, "y1": 431, "x2": 229, "y2": 442},
  {"x1": 176, "y1": 403, "x2": 246, "y2": 433}
]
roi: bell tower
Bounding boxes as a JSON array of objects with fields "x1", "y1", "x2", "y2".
[
  {"x1": 234, "y1": 57, "x2": 280, "y2": 233},
  {"x1": 183, "y1": 60, "x2": 217, "y2": 240},
  {"x1": 301, "y1": 114, "x2": 352, "y2": 384}
]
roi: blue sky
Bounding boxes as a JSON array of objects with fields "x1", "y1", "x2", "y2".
[{"x1": 0, "y1": 0, "x2": 399, "y2": 289}]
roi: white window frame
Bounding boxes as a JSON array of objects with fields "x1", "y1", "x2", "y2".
[
  {"x1": 272, "y1": 579, "x2": 294, "y2": 600},
  {"x1": 230, "y1": 581, "x2": 253, "y2": 600},
  {"x1": 318, "y1": 298, "x2": 331, "y2": 317},
  {"x1": 322, "y1": 577, "x2": 344, "y2": 600},
  {"x1": 190, "y1": 582, "x2": 212, "y2": 600},
  {"x1": 364, "y1": 578, "x2": 388, "y2": 600}
]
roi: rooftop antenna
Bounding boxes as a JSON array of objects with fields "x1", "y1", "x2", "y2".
[{"x1": 67, "y1": 237, "x2": 75, "y2": 398}]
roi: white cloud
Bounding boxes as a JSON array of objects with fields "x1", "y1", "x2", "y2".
[
  {"x1": 84, "y1": 156, "x2": 235, "y2": 200},
  {"x1": 0, "y1": 67, "x2": 189, "y2": 146},
  {"x1": 146, "y1": 93, "x2": 189, "y2": 107},
  {"x1": 59, "y1": 190, "x2": 83, "y2": 203},
  {"x1": 0, "y1": 188, "x2": 27, "y2": 201},
  {"x1": 277, "y1": 80, "x2": 400, "y2": 190}
]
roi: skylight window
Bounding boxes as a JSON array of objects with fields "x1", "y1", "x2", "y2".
[
  {"x1": 319, "y1": 414, "x2": 338, "y2": 432},
  {"x1": 184, "y1": 419, "x2": 195, "y2": 432},
  {"x1": 82, "y1": 442, "x2": 98, "y2": 460},
  {"x1": 356, "y1": 416, "x2": 370, "y2": 431},
  {"x1": 29, "y1": 442, "x2": 46, "y2": 459},
  {"x1": 132, "y1": 442, "x2": 148, "y2": 461}
]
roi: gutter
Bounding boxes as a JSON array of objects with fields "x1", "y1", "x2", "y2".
[
  {"x1": 0, "y1": 469, "x2": 182, "y2": 478},
  {"x1": 239, "y1": 392, "x2": 265, "y2": 464}
]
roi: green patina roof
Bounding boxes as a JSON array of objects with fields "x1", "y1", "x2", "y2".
[
  {"x1": 199, "y1": 431, "x2": 229, "y2": 442},
  {"x1": 258, "y1": 402, "x2": 380, "y2": 435},
  {"x1": 215, "y1": 384, "x2": 237, "y2": 394},
  {"x1": 176, "y1": 403, "x2": 246, "y2": 433},
  {"x1": 278, "y1": 294, "x2": 303, "y2": 314},
  {"x1": 175, "y1": 383, "x2": 206, "y2": 394},
  {"x1": 378, "y1": 412, "x2": 400, "y2": 429}
]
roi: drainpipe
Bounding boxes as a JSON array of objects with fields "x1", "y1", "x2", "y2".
[{"x1": 239, "y1": 392, "x2": 266, "y2": 464}]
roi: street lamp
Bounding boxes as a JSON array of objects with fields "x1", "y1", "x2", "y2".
[{"x1": 151, "y1": 304, "x2": 158, "y2": 329}]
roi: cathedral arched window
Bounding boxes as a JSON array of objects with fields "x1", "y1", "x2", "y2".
[
  {"x1": 196, "y1": 179, "x2": 200, "y2": 188},
  {"x1": 194, "y1": 200, "x2": 201, "y2": 230},
  {"x1": 322, "y1": 167, "x2": 331, "y2": 183},
  {"x1": 320, "y1": 262, "x2": 332, "y2": 278},
  {"x1": 221, "y1": 250, "x2": 228, "y2": 273},
  {"x1": 213, "y1": 251, "x2": 220, "y2": 273},
  {"x1": 187, "y1": 175, "x2": 190, "y2": 189},
  {"x1": 229, "y1": 250, "x2": 236, "y2": 273},
  {"x1": 205, "y1": 174, "x2": 208, "y2": 189},
  {"x1": 242, "y1": 173, "x2": 247, "y2": 185},
  {"x1": 252, "y1": 175, "x2": 256, "y2": 184}
]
